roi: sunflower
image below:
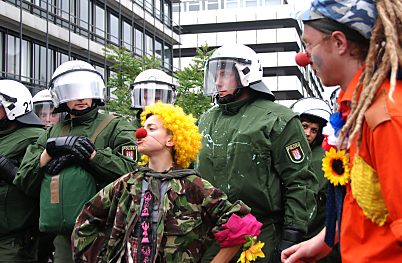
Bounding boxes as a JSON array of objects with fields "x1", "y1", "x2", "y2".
[
  {"x1": 237, "y1": 236, "x2": 265, "y2": 263},
  {"x1": 322, "y1": 147, "x2": 350, "y2": 186}
]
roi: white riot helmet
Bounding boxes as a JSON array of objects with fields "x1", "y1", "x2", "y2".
[
  {"x1": 290, "y1": 97, "x2": 332, "y2": 125},
  {"x1": 49, "y1": 60, "x2": 105, "y2": 112},
  {"x1": 329, "y1": 87, "x2": 341, "y2": 112},
  {"x1": 32, "y1": 89, "x2": 64, "y2": 127},
  {"x1": 130, "y1": 69, "x2": 177, "y2": 109},
  {"x1": 204, "y1": 43, "x2": 274, "y2": 100},
  {"x1": 0, "y1": 79, "x2": 43, "y2": 126}
]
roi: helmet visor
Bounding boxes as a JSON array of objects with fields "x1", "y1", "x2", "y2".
[
  {"x1": 50, "y1": 71, "x2": 105, "y2": 107},
  {"x1": 130, "y1": 83, "x2": 176, "y2": 109},
  {"x1": 204, "y1": 59, "x2": 239, "y2": 96},
  {"x1": 33, "y1": 101, "x2": 63, "y2": 127}
]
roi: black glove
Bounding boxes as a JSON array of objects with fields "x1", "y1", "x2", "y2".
[
  {"x1": 46, "y1": 136, "x2": 95, "y2": 161},
  {"x1": 46, "y1": 154, "x2": 77, "y2": 175},
  {"x1": 0, "y1": 155, "x2": 18, "y2": 183},
  {"x1": 274, "y1": 227, "x2": 304, "y2": 263}
]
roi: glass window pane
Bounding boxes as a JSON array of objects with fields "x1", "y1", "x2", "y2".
[
  {"x1": 164, "y1": 44, "x2": 172, "y2": 70},
  {"x1": 207, "y1": 0, "x2": 219, "y2": 10},
  {"x1": 33, "y1": 44, "x2": 53, "y2": 87},
  {"x1": 135, "y1": 29, "x2": 143, "y2": 55},
  {"x1": 164, "y1": 2, "x2": 171, "y2": 26},
  {"x1": 95, "y1": 5, "x2": 105, "y2": 38},
  {"x1": 79, "y1": 0, "x2": 91, "y2": 29},
  {"x1": 155, "y1": 0, "x2": 161, "y2": 19},
  {"x1": 155, "y1": 40, "x2": 162, "y2": 64},
  {"x1": 109, "y1": 13, "x2": 119, "y2": 44},
  {"x1": 144, "y1": 0, "x2": 153, "y2": 13},
  {"x1": 145, "y1": 34, "x2": 153, "y2": 57},
  {"x1": 226, "y1": 0, "x2": 238, "y2": 8},
  {"x1": 21, "y1": 39, "x2": 31, "y2": 82},
  {"x1": 7, "y1": 35, "x2": 19, "y2": 79},
  {"x1": 0, "y1": 32, "x2": 3, "y2": 77},
  {"x1": 123, "y1": 21, "x2": 132, "y2": 50},
  {"x1": 188, "y1": 1, "x2": 200, "y2": 11}
]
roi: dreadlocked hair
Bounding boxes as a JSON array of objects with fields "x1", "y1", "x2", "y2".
[{"x1": 338, "y1": 0, "x2": 402, "y2": 150}]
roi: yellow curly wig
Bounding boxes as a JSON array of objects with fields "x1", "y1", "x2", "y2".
[{"x1": 140, "y1": 102, "x2": 202, "y2": 168}]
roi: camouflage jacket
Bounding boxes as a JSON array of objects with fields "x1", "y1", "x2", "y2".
[{"x1": 72, "y1": 166, "x2": 251, "y2": 263}]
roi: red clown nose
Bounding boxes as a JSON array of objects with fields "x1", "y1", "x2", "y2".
[
  {"x1": 135, "y1": 128, "x2": 147, "y2": 139},
  {"x1": 295, "y1": 52, "x2": 311, "y2": 67}
]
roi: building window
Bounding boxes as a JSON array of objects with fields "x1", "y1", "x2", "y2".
[
  {"x1": 164, "y1": 44, "x2": 172, "y2": 70},
  {"x1": 55, "y1": 51, "x2": 69, "y2": 68},
  {"x1": 244, "y1": 0, "x2": 257, "y2": 7},
  {"x1": 145, "y1": 34, "x2": 153, "y2": 57},
  {"x1": 78, "y1": 0, "x2": 91, "y2": 32},
  {"x1": 172, "y1": 3, "x2": 180, "y2": 12},
  {"x1": 206, "y1": 0, "x2": 219, "y2": 10},
  {"x1": 123, "y1": 21, "x2": 132, "y2": 50},
  {"x1": 155, "y1": 39, "x2": 162, "y2": 64},
  {"x1": 94, "y1": 5, "x2": 105, "y2": 40},
  {"x1": 163, "y1": 2, "x2": 171, "y2": 26},
  {"x1": 108, "y1": 12, "x2": 119, "y2": 45},
  {"x1": 144, "y1": 0, "x2": 153, "y2": 13},
  {"x1": 188, "y1": 1, "x2": 200, "y2": 11},
  {"x1": 0, "y1": 32, "x2": 3, "y2": 77},
  {"x1": 225, "y1": 0, "x2": 239, "y2": 9},
  {"x1": 155, "y1": 0, "x2": 161, "y2": 20},
  {"x1": 6, "y1": 35, "x2": 31, "y2": 82},
  {"x1": 135, "y1": 28, "x2": 143, "y2": 55},
  {"x1": 33, "y1": 43, "x2": 53, "y2": 87}
]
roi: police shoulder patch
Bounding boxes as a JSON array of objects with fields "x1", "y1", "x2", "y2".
[
  {"x1": 122, "y1": 145, "x2": 138, "y2": 161},
  {"x1": 285, "y1": 142, "x2": 305, "y2": 163}
]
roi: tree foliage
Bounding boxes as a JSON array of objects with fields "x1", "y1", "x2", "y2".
[
  {"x1": 174, "y1": 44, "x2": 214, "y2": 119},
  {"x1": 104, "y1": 44, "x2": 214, "y2": 120},
  {"x1": 104, "y1": 45, "x2": 160, "y2": 119}
]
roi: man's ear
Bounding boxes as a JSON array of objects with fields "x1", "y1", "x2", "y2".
[
  {"x1": 166, "y1": 134, "x2": 174, "y2": 147},
  {"x1": 331, "y1": 31, "x2": 348, "y2": 55}
]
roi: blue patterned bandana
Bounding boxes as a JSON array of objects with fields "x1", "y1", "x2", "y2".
[{"x1": 298, "y1": 0, "x2": 377, "y2": 39}]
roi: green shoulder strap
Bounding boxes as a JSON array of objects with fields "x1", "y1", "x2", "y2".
[
  {"x1": 59, "y1": 114, "x2": 117, "y2": 143},
  {"x1": 90, "y1": 114, "x2": 117, "y2": 143}
]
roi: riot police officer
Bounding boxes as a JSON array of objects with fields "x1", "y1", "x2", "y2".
[
  {"x1": 32, "y1": 89, "x2": 64, "y2": 128},
  {"x1": 14, "y1": 60, "x2": 137, "y2": 263},
  {"x1": 197, "y1": 43, "x2": 318, "y2": 262},
  {"x1": 0, "y1": 79, "x2": 44, "y2": 262}
]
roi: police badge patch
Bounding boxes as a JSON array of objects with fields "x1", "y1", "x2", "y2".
[
  {"x1": 285, "y1": 142, "x2": 305, "y2": 163},
  {"x1": 122, "y1": 145, "x2": 138, "y2": 161}
]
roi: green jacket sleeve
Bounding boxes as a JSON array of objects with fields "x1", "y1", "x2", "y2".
[
  {"x1": 271, "y1": 117, "x2": 318, "y2": 233},
  {"x1": 87, "y1": 118, "x2": 137, "y2": 183},
  {"x1": 13, "y1": 129, "x2": 49, "y2": 197}
]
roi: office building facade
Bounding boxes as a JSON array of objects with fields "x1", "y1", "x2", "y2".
[
  {"x1": 172, "y1": 0, "x2": 324, "y2": 106},
  {"x1": 0, "y1": 0, "x2": 179, "y2": 97}
]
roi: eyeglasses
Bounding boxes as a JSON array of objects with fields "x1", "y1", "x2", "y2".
[{"x1": 304, "y1": 36, "x2": 330, "y2": 53}]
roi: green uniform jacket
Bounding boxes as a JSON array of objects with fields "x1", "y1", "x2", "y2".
[
  {"x1": 72, "y1": 167, "x2": 251, "y2": 263},
  {"x1": 196, "y1": 96, "x2": 318, "y2": 261},
  {"x1": 14, "y1": 108, "x2": 137, "y2": 197},
  {"x1": 0, "y1": 125, "x2": 44, "y2": 261},
  {"x1": 305, "y1": 144, "x2": 327, "y2": 239}
]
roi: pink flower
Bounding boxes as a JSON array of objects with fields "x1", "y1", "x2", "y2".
[{"x1": 214, "y1": 214, "x2": 262, "y2": 248}]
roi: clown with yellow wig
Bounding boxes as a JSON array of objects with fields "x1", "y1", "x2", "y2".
[{"x1": 72, "y1": 102, "x2": 263, "y2": 263}]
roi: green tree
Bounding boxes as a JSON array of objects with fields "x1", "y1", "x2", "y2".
[
  {"x1": 174, "y1": 44, "x2": 214, "y2": 119},
  {"x1": 104, "y1": 45, "x2": 160, "y2": 119}
]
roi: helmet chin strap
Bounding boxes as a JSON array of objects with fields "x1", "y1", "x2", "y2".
[
  {"x1": 0, "y1": 118, "x2": 10, "y2": 130},
  {"x1": 216, "y1": 86, "x2": 243, "y2": 104}
]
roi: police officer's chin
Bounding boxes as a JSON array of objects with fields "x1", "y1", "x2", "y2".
[{"x1": 216, "y1": 87, "x2": 243, "y2": 104}]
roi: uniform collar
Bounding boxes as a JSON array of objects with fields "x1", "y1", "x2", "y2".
[
  {"x1": 66, "y1": 107, "x2": 99, "y2": 126},
  {"x1": 218, "y1": 94, "x2": 256, "y2": 115}
]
